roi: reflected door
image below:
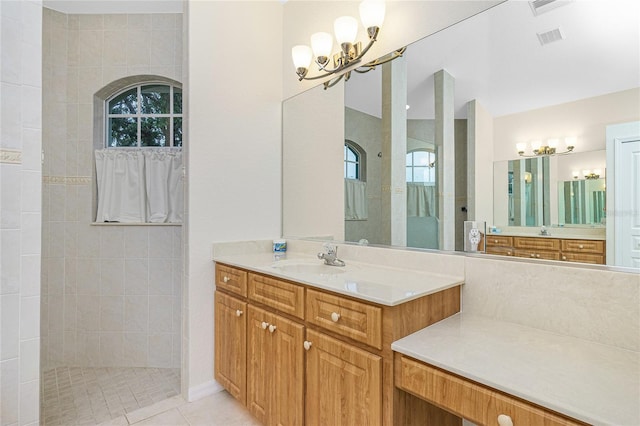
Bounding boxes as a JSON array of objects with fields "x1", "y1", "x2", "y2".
[{"x1": 617, "y1": 138, "x2": 640, "y2": 267}]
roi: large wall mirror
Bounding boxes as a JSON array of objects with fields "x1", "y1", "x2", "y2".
[{"x1": 282, "y1": 0, "x2": 640, "y2": 267}]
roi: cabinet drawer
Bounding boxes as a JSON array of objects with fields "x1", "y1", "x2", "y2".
[
  {"x1": 486, "y1": 236, "x2": 513, "y2": 247},
  {"x1": 248, "y1": 273, "x2": 304, "y2": 319},
  {"x1": 396, "y1": 356, "x2": 583, "y2": 426},
  {"x1": 486, "y1": 247, "x2": 514, "y2": 256},
  {"x1": 306, "y1": 288, "x2": 382, "y2": 350},
  {"x1": 561, "y1": 252, "x2": 604, "y2": 265},
  {"x1": 514, "y1": 237, "x2": 560, "y2": 251},
  {"x1": 513, "y1": 249, "x2": 561, "y2": 261},
  {"x1": 561, "y1": 239, "x2": 604, "y2": 254},
  {"x1": 216, "y1": 264, "x2": 248, "y2": 297}
]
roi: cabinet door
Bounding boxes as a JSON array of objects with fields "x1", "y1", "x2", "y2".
[
  {"x1": 270, "y1": 313, "x2": 305, "y2": 426},
  {"x1": 305, "y1": 329, "x2": 382, "y2": 426},
  {"x1": 247, "y1": 305, "x2": 271, "y2": 425},
  {"x1": 214, "y1": 291, "x2": 247, "y2": 404},
  {"x1": 247, "y1": 305, "x2": 305, "y2": 426}
]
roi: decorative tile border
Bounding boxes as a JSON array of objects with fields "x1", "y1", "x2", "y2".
[
  {"x1": 0, "y1": 149, "x2": 22, "y2": 164},
  {"x1": 43, "y1": 176, "x2": 91, "y2": 185}
]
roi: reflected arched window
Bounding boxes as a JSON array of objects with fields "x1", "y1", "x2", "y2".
[
  {"x1": 406, "y1": 150, "x2": 435, "y2": 183},
  {"x1": 344, "y1": 140, "x2": 366, "y2": 181}
]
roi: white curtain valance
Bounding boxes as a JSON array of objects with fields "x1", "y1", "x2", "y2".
[
  {"x1": 407, "y1": 183, "x2": 436, "y2": 217},
  {"x1": 95, "y1": 148, "x2": 183, "y2": 223},
  {"x1": 345, "y1": 179, "x2": 368, "y2": 220}
]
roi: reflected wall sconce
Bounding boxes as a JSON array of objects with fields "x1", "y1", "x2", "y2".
[
  {"x1": 516, "y1": 137, "x2": 575, "y2": 157},
  {"x1": 572, "y1": 169, "x2": 602, "y2": 180},
  {"x1": 291, "y1": 0, "x2": 406, "y2": 89}
]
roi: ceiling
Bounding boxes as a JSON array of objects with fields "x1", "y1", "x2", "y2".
[
  {"x1": 345, "y1": 0, "x2": 640, "y2": 119},
  {"x1": 44, "y1": 0, "x2": 182, "y2": 14}
]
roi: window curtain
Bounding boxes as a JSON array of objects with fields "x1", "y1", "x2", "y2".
[
  {"x1": 407, "y1": 183, "x2": 435, "y2": 217},
  {"x1": 345, "y1": 179, "x2": 368, "y2": 220},
  {"x1": 95, "y1": 148, "x2": 183, "y2": 223}
]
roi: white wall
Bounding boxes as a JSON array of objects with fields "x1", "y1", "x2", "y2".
[
  {"x1": 493, "y1": 88, "x2": 640, "y2": 162},
  {"x1": 0, "y1": 1, "x2": 43, "y2": 424},
  {"x1": 186, "y1": 0, "x2": 283, "y2": 398}
]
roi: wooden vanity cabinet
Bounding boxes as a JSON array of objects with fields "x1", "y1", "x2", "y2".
[
  {"x1": 485, "y1": 236, "x2": 605, "y2": 264},
  {"x1": 214, "y1": 263, "x2": 461, "y2": 426}
]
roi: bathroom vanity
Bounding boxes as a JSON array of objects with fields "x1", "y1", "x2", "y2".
[
  {"x1": 212, "y1": 241, "x2": 638, "y2": 426},
  {"x1": 212, "y1": 253, "x2": 463, "y2": 426},
  {"x1": 484, "y1": 234, "x2": 606, "y2": 264}
]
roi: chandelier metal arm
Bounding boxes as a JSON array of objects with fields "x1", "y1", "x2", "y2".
[{"x1": 353, "y1": 47, "x2": 406, "y2": 73}]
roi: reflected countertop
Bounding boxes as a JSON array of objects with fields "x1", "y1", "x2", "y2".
[
  {"x1": 392, "y1": 313, "x2": 639, "y2": 426},
  {"x1": 213, "y1": 253, "x2": 464, "y2": 306}
]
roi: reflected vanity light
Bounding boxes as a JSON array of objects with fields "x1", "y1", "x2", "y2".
[
  {"x1": 516, "y1": 137, "x2": 575, "y2": 157},
  {"x1": 583, "y1": 169, "x2": 601, "y2": 180},
  {"x1": 291, "y1": 0, "x2": 406, "y2": 89}
]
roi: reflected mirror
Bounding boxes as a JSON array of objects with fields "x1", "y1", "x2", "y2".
[{"x1": 282, "y1": 0, "x2": 640, "y2": 266}]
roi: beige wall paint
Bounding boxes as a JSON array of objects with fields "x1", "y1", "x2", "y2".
[{"x1": 186, "y1": 0, "x2": 283, "y2": 398}]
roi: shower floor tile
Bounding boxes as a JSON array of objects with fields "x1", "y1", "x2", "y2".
[{"x1": 41, "y1": 367, "x2": 180, "y2": 426}]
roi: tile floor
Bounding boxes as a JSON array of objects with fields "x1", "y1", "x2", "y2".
[{"x1": 41, "y1": 367, "x2": 181, "y2": 425}]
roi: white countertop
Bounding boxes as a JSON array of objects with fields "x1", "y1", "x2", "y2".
[
  {"x1": 213, "y1": 253, "x2": 464, "y2": 306},
  {"x1": 392, "y1": 314, "x2": 640, "y2": 426},
  {"x1": 487, "y1": 232, "x2": 605, "y2": 241}
]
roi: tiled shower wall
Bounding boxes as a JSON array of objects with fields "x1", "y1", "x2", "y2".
[
  {"x1": 41, "y1": 9, "x2": 183, "y2": 370},
  {"x1": 1, "y1": 1, "x2": 43, "y2": 424}
]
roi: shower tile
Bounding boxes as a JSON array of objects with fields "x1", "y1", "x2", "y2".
[
  {"x1": 21, "y1": 254, "x2": 41, "y2": 297},
  {"x1": 100, "y1": 333, "x2": 124, "y2": 366},
  {"x1": 77, "y1": 225, "x2": 100, "y2": 259},
  {"x1": 48, "y1": 221, "x2": 65, "y2": 259},
  {"x1": 64, "y1": 294, "x2": 76, "y2": 330},
  {"x1": 148, "y1": 259, "x2": 172, "y2": 295},
  {"x1": 124, "y1": 227, "x2": 148, "y2": 257},
  {"x1": 103, "y1": 30, "x2": 128, "y2": 66},
  {"x1": 1, "y1": 359, "x2": 19, "y2": 424},
  {"x1": 64, "y1": 257, "x2": 77, "y2": 294},
  {"x1": 47, "y1": 294, "x2": 64, "y2": 334},
  {"x1": 123, "y1": 334, "x2": 148, "y2": 366},
  {"x1": 125, "y1": 259, "x2": 148, "y2": 295},
  {"x1": 1, "y1": 229, "x2": 20, "y2": 294},
  {"x1": 64, "y1": 221, "x2": 78, "y2": 258},
  {"x1": 104, "y1": 14, "x2": 127, "y2": 31},
  {"x1": 149, "y1": 296, "x2": 172, "y2": 333},
  {"x1": 1, "y1": 294, "x2": 20, "y2": 359},
  {"x1": 100, "y1": 259, "x2": 124, "y2": 295},
  {"x1": 148, "y1": 334, "x2": 172, "y2": 368},
  {"x1": 20, "y1": 338, "x2": 40, "y2": 382},
  {"x1": 77, "y1": 258, "x2": 100, "y2": 295},
  {"x1": 77, "y1": 296, "x2": 100, "y2": 331},
  {"x1": 20, "y1": 295, "x2": 40, "y2": 339},
  {"x1": 127, "y1": 14, "x2": 151, "y2": 31},
  {"x1": 100, "y1": 296, "x2": 124, "y2": 332},
  {"x1": 152, "y1": 14, "x2": 176, "y2": 31},
  {"x1": 20, "y1": 379, "x2": 40, "y2": 425},
  {"x1": 48, "y1": 257, "x2": 65, "y2": 295},
  {"x1": 150, "y1": 31, "x2": 175, "y2": 67},
  {"x1": 148, "y1": 228, "x2": 172, "y2": 258},
  {"x1": 124, "y1": 296, "x2": 149, "y2": 333},
  {"x1": 100, "y1": 228, "x2": 124, "y2": 259},
  {"x1": 21, "y1": 170, "x2": 42, "y2": 213}
]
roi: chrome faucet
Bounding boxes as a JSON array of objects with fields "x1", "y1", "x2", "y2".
[
  {"x1": 540, "y1": 226, "x2": 550, "y2": 236},
  {"x1": 317, "y1": 243, "x2": 346, "y2": 267}
]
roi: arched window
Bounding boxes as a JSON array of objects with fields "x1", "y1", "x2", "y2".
[
  {"x1": 406, "y1": 149, "x2": 436, "y2": 183},
  {"x1": 106, "y1": 83, "x2": 183, "y2": 148},
  {"x1": 344, "y1": 140, "x2": 366, "y2": 180}
]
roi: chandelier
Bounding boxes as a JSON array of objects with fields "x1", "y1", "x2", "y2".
[{"x1": 516, "y1": 138, "x2": 575, "y2": 157}]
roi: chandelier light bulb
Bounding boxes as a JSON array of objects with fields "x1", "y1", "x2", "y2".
[
  {"x1": 531, "y1": 140, "x2": 542, "y2": 151},
  {"x1": 594, "y1": 169, "x2": 602, "y2": 176},
  {"x1": 582, "y1": 170, "x2": 590, "y2": 177},
  {"x1": 310, "y1": 32, "x2": 333, "y2": 65},
  {"x1": 572, "y1": 170, "x2": 580, "y2": 179},
  {"x1": 292, "y1": 45, "x2": 313, "y2": 78},
  {"x1": 547, "y1": 138, "x2": 559, "y2": 148},
  {"x1": 334, "y1": 16, "x2": 359, "y2": 46},
  {"x1": 565, "y1": 137, "x2": 576, "y2": 149},
  {"x1": 516, "y1": 142, "x2": 527, "y2": 153},
  {"x1": 360, "y1": 0, "x2": 385, "y2": 30}
]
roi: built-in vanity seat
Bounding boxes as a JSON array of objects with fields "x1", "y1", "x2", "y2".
[
  {"x1": 392, "y1": 314, "x2": 639, "y2": 426},
  {"x1": 212, "y1": 253, "x2": 463, "y2": 426},
  {"x1": 484, "y1": 233, "x2": 606, "y2": 265}
]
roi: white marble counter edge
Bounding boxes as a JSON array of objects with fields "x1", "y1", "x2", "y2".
[
  {"x1": 213, "y1": 253, "x2": 464, "y2": 306},
  {"x1": 391, "y1": 313, "x2": 639, "y2": 426},
  {"x1": 487, "y1": 232, "x2": 605, "y2": 241}
]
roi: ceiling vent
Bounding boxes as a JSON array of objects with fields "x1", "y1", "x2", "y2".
[
  {"x1": 537, "y1": 27, "x2": 565, "y2": 46},
  {"x1": 529, "y1": 0, "x2": 573, "y2": 16}
]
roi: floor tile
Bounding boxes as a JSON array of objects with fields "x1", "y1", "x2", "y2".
[{"x1": 131, "y1": 408, "x2": 189, "y2": 426}]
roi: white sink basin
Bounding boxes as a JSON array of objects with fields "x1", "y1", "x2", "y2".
[{"x1": 271, "y1": 261, "x2": 347, "y2": 275}]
